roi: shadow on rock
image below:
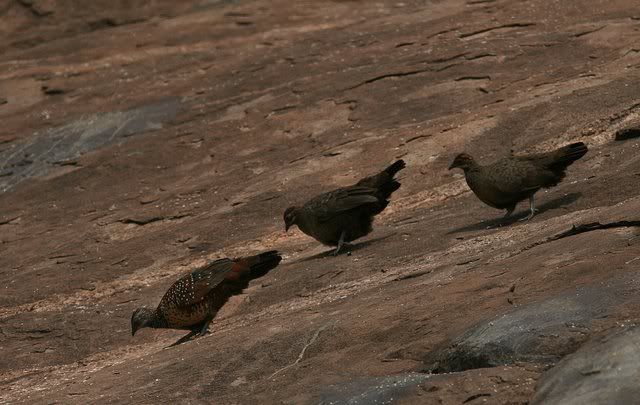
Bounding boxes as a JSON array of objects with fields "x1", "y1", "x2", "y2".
[
  {"x1": 448, "y1": 192, "x2": 582, "y2": 234},
  {"x1": 292, "y1": 233, "x2": 397, "y2": 263}
]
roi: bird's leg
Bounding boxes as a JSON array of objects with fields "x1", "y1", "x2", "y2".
[
  {"x1": 503, "y1": 207, "x2": 515, "y2": 219},
  {"x1": 520, "y1": 195, "x2": 538, "y2": 221},
  {"x1": 168, "y1": 329, "x2": 198, "y2": 347},
  {"x1": 333, "y1": 230, "x2": 346, "y2": 256},
  {"x1": 198, "y1": 319, "x2": 212, "y2": 336},
  {"x1": 167, "y1": 321, "x2": 211, "y2": 347}
]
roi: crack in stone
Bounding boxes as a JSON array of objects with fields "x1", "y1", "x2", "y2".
[
  {"x1": 548, "y1": 221, "x2": 640, "y2": 241},
  {"x1": 460, "y1": 23, "x2": 536, "y2": 39},
  {"x1": 344, "y1": 67, "x2": 433, "y2": 90}
]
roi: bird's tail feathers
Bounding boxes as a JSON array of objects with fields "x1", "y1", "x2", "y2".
[
  {"x1": 376, "y1": 159, "x2": 406, "y2": 198},
  {"x1": 354, "y1": 159, "x2": 405, "y2": 200},
  {"x1": 245, "y1": 250, "x2": 282, "y2": 278},
  {"x1": 551, "y1": 142, "x2": 588, "y2": 169},
  {"x1": 384, "y1": 159, "x2": 406, "y2": 178}
]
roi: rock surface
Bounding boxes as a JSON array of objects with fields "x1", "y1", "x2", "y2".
[
  {"x1": 424, "y1": 275, "x2": 639, "y2": 373},
  {"x1": 531, "y1": 326, "x2": 640, "y2": 405},
  {"x1": 1, "y1": 0, "x2": 640, "y2": 403}
]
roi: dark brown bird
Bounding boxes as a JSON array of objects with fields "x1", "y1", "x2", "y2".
[
  {"x1": 449, "y1": 142, "x2": 588, "y2": 220},
  {"x1": 284, "y1": 159, "x2": 405, "y2": 255},
  {"x1": 131, "y1": 250, "x2": 282, "y2": 346}
]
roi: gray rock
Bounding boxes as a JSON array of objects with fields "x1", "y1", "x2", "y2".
[
  {"x1": 318, "y1": 373, "x2": 430, "y2": 405},
  {"x1": 423, "y1": 280, "x2": 634, "y2": 373},
  {"x1": 531, "y1": 326, "x2": 640, "y2": 405},
  {"x1": 0, "y1": 98, "x2": 180, "y2": 192}
]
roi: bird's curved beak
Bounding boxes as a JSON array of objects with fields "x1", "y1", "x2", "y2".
[{"x1": 448, "y1": 162, "x2": 457, "y2": 170}]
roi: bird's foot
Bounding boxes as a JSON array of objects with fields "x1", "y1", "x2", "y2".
[
  {"x1": 519, "y1": 209, "x2": 539, "y2": 222},
  {"x1": 198, "y1": 320, "x2": 212, "y2": 336},
  {"x1": 333, "y1": 231, "x2": 347, "y2": 256},
  {"x1": 332, "y1": 242, "x2": 351, "y2": 256}
]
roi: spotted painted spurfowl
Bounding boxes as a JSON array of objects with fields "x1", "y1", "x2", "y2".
[{"x1": 131, "y1": 250, "x2": 282, "y2": 346}]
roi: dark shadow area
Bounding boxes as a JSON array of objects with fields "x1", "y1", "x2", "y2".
[
  {"x1": 447, "y1": 192, "x2": 582, "y2": 234},
  {"x1": 615, "y1": 126, "x2": 640, "y2": 141},
  {"x1": 291, "y1": 233, "x2": 397, "y2": 263}
]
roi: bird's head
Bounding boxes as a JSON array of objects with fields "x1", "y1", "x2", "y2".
[
  {"x1": 131, "y1": 307, "x2": 155, "y2": 336},
  {"x1": 283, "y1": 206, "x2": 299, "y2": 232},
  {"x1": 449, "y1": 153, "x2": 477, "y2": 171}
]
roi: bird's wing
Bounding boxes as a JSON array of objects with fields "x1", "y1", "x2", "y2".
[
  {"x1": 160, "y1": 258, "x2": 235, "y2": 307},
  {"x1": 307, "y1": 186, "x2": 379, "y2": 222},
  {"x1": 487, "y1": 159, "x2": 547, "y2": 194}
]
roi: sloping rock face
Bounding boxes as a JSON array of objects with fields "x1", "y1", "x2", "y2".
[
  {"x1": 532, "y1": 326, "x2": 640, "y2": 405},
  {"x1": 424, "y1": 276, "x2": 638, "y2": 373},
  {"x1": 1, "y1": 0, "x2": 640, "y2": 403}
]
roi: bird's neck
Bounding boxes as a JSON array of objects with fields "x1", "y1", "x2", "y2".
[
  {"x1": 148, "y1": 309, "x2": 169, "y2": 329},
  {"x1": 464, "y1": 160, "x2": 482, "y2": 173},
  {"x1": 295, "y1": 210, "x2": 311, "y2": 233}
]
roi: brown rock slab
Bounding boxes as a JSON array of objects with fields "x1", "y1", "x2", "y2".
[{"x1": 2, "y1": 0, "x2": 640, "y2": 403}]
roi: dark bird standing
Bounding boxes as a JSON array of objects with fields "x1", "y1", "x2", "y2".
[
  {"x1": 284, "y1": 160, "x2": 406, "y2": 255},
  {"x1": 449, "y1": 142, "x2": 588, "y2": 220},
  {"x1": 131, "y1": 250, "x2": 282, "y2": 346}
]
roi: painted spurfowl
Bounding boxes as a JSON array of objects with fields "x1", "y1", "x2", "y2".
[
  {"x1": 283, "y1": 159, "x2": 405, "y2": 255},
  {"x1": 131, "y1": 250, "x2": 282, "y2": 346},
  {"x1": 449, "y1": 142, "x2": 588, "y2": 220}
]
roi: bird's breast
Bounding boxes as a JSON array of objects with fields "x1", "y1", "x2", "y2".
[
  {"x1": 163, "y1": 300, "x2": 212, "y2": 329},
  {"x1": 465, "y1": 171, "x2": 509, "y2": 208}
]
